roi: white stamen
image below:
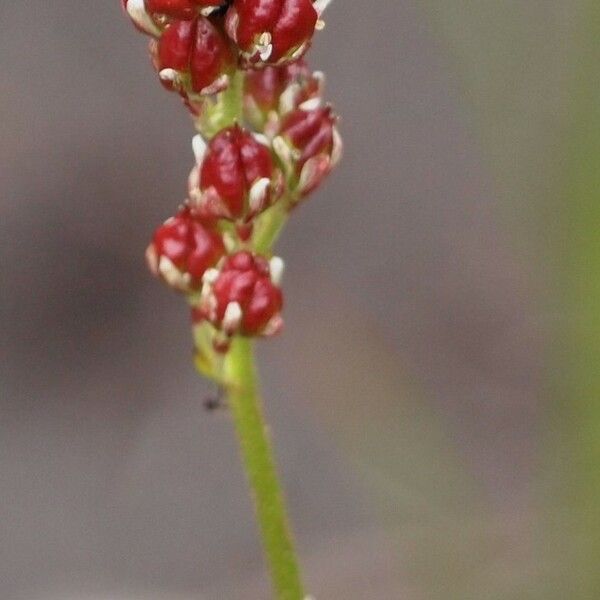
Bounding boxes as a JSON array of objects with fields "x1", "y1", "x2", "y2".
[
  {"x1": 249, "y1": 178, "x2": 271, "y2": 213},
  {"x1": 126, "y1": 0, "x2": 161, "y2": 36},
  {"x1": 159, "y1": 68, "x2": 179, "y2": 83},
  {"x1": 259, "y1": 32, "x2": 271, "y2": 44},
  {"x1": 259, "y1": 44, "x2": 273, "y2": 61},
  {"x1": 257, "y1": 32, "x2": 273, "y2": 61},
  {"x1": 272, "y1": 136, "x2": 293, "y2": 169},
  {"x1": 225, "y1": 10, "x2": 239, "y2": 41},
  {"x1": 263, "y1": 314, "x2": 284, "y2": 337},
  {"x1": 200, "y1": 291, "x2": 218, "y2": 322},
  {"x1": 145, "y1": 245, "x2": 159, "y2": 275},
  {"x1": 299, "y1": 97, "x2": 322, "y2": 111},
  {"x1": 158, "y1": 256, "x2": 185, "y2": 289},
  {"x1": 280, "y1": 83, "x2": 301, "y2": 115},
  {"x1": 252, "y1": 132, "x2": 271, "y2": 147},
  {"x1": 188, "y1": 166, "x2": 200, "y2": 199},
  {"x1": 331, "y1": 127, "x2": 343, "y2": 166},
  {"x1": 298, "y1": 156, "x2": 324, "y2": 196},
  {"x1": 192, "y1": 134, "x2": 208, "y2": 164},
  {"x1": 313, "y1": 0, "x2": 334, "y2": 17},
  {"x1": 264, "y1": 111, "x2": 281, "y2": 139},
  {"x1": 313, "y1": 70, "x2": 326, "y2": 84},
  {"x1": 202, "y1": 268, "x2": 220, "y2": 285},
  {"x1": 222, "y1": 302, "x2": 243, "y2": 333},
  {"x1": 269, "y1": 256, "x2": 285, "y2": 286}
]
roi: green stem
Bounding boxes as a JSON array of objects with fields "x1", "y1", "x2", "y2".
[
  {"x1": 253, "y1": 201, "x2": 291, "y2": 255},
  {"x1": 224, "y1": 337, "x2": 306, "y2": 600},
  {"x1": 193, "y1": 63, "x2": 304, "y2": 598},
  {"x1": 218, "y1": 69, "x2": 244, "y2": 129},
  {"x1": 197, "y1": 70, "x2": 245, "y2": 137}
]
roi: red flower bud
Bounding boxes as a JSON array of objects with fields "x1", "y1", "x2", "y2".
[
  {"x1": 198, "y1": 251, "x2": 284, "y2": 337},
  {"x1": 156, "y1": 15, "x2": 235, "y2": 95},
  {"x1": 188, "y1": 126, "x2": 283, "y2": 222},
  {"x1": 146, "y1": 207, "x2": 226, "y2": 293},
  {"x1": 243, "y1": 60, "x2": 324, "y2": 133},
  {"x1": 225, "y1": 0, "x2": 321, "y2": 66},
  {"x1": 274, "y1": 104, "x2": 342, "y2": 197}
]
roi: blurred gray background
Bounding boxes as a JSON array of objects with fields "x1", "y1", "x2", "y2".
[{"x1": 1, "y1": 1, "x2": 588, "y2": 599}]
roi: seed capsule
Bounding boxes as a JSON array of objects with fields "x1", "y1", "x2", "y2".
[
  {"x1": 146, "y1": 207, "x2": 226, "y2": 293},
  {"x1": 156, "y1": 15, "x2": 235, "y2": 95},
  {"x1": 188, "y1": 126, "x2": 283, "y2": 222},
  {"x1": 197, "y1": 251, "x2": 284, "y2": 338},
  {"x1": 243, "y1": 60, "x2": 324, "y2": 133},
  {"x1": 274, "y1": 104, "x2": 342, "y2": 198},
  {"x1": 225, "y1": 0, "x2": 320, "y2": 67}
]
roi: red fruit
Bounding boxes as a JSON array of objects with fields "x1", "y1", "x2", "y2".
[
  {"x1": 188, "y1": 126, "x2": 282, "y2": 221},
  {"x1": 280, "y1": 106, "x2": 333, "y2": 168},
  {"x1": 243, "y1": 60, "x2": 323, "y2": 131},
  {"x1": 200, "y1": 251, "x2": 284, "y2": 336},
  {"x1": 158, "y1": 19, "x2": 194, "y2": 71},
  {"x1": 245, "y1": 63, "x2": 299, "y2": 113},
  {"x1": 226, "y1": 0, "x2": 318, "y2": 65},
  {"x1": 146, "y1": 207, "x2": 226, "y2": 293},
  {"x1": 157, "y1": 15, "x2": 235, "y2": 94},
  {"x1": 244, "y1": 60, "x2": 310, "y2": 109},
  {"x1": 275, "y1": 104, "x2": 342, "y2": 197}
]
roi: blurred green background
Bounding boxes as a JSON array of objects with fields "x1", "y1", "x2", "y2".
[{"x1": 1, "y1": 1, "x2": 599, "y2": 598}]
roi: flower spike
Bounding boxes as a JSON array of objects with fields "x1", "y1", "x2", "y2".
[{"x1": 122, "y1": 0, "x2": 343, "y2": 595}]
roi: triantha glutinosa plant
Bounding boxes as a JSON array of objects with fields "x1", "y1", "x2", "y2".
[{"x1": 122, "y1": 1, "x2": 340, "y2": 598}]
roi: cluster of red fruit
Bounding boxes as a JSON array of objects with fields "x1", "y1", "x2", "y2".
[
  {"x1": 122, "y1": 0, "x2": 340, "y2": 349},
  {"x1": 124, "y1": 0, "x2": 331, "y2": 95}
]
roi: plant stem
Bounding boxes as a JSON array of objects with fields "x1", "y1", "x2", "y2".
[
  {"x1": 223, "y1": 337, "x2": 306, "y2": 600},
  {"x1": 197, "y1": 70, "x2": 245, "y2": 137},
  {"x1": 253, "y1": 201, "x2": 291, "y2": 255},
  {"x1": 218, "y1": 69, "x2": 245, "y2": 129},
  {"x1": 195, "y1": 64, "x2": 305, "y2": 599}
]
